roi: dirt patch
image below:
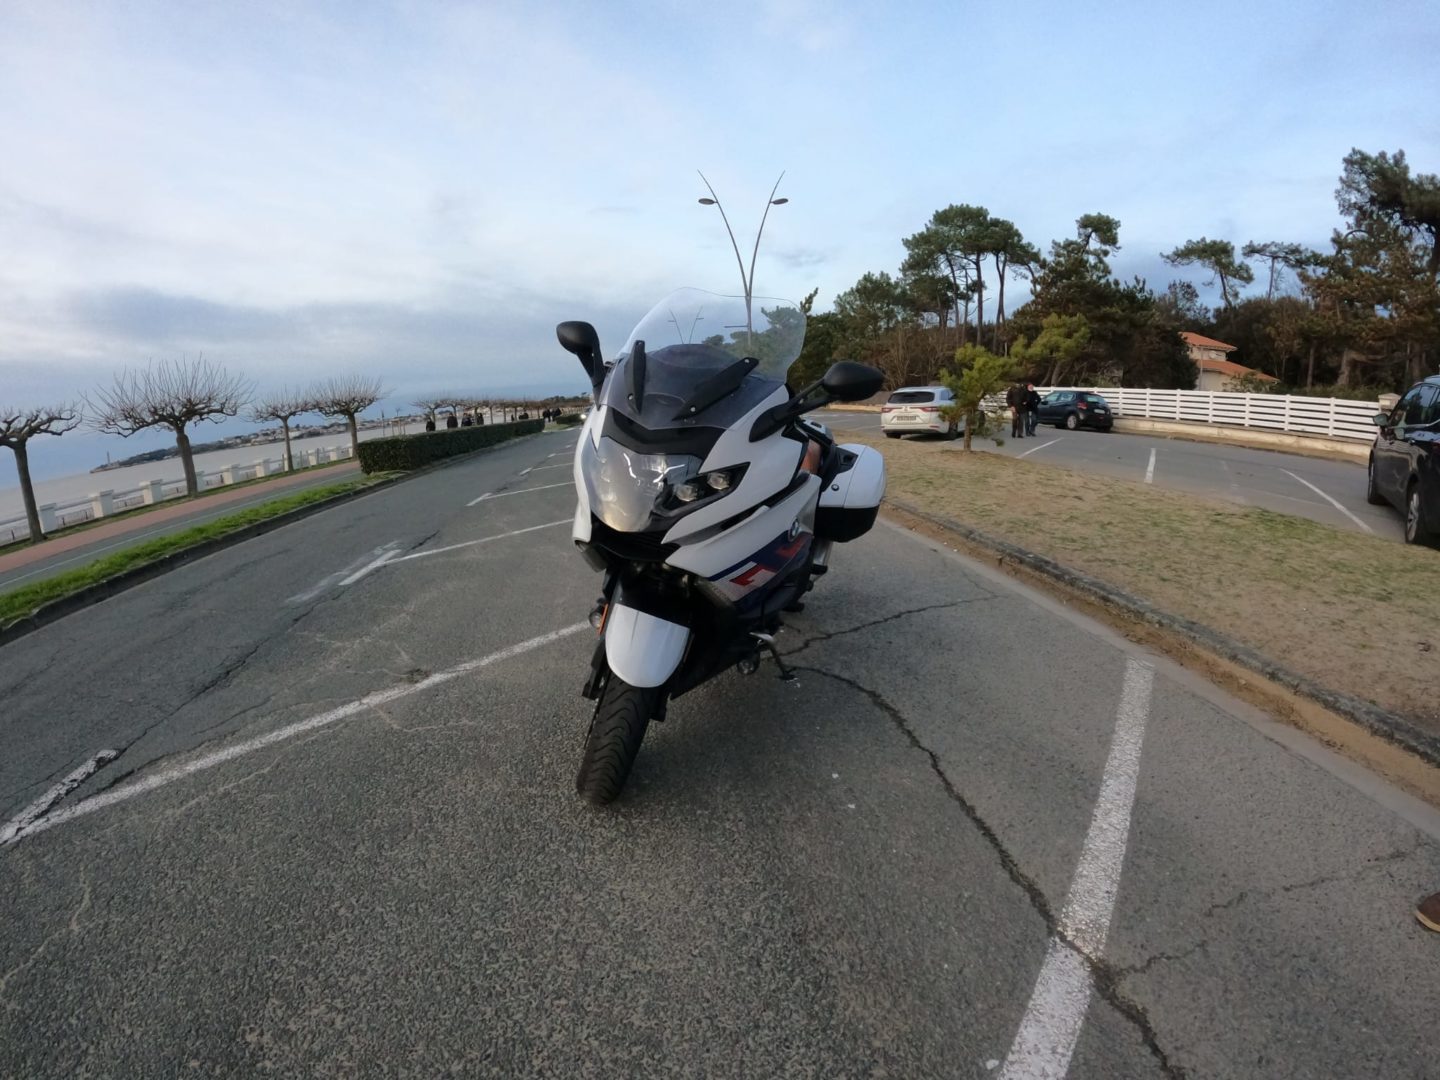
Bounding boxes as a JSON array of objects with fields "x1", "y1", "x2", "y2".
[{"x1": 842, "y1": 429, "x2": 1440, "y2": 737}]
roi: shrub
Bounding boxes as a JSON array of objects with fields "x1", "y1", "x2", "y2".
[
  {"x1": 356, "y1": 419, "x2": 543, "y2": 473},
  {"x1": 556, "y1": 412, "x2": 583, "y2": 426}
]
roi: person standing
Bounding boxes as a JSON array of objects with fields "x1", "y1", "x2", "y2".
[
  {"x1": 1025, "y1": 383, "x2": 1042, "y2": 436},
  {"x1": 1006, "y1": 382, "x2": 1024, "y2": 438}
]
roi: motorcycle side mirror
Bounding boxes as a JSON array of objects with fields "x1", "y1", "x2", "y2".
[
  {"x1": 749, "y1": 360, "x2": 885, "y2": 441},
  {"x1": 821, "y1": 361, "x2": 884, "y2": 403},
  {"x1": 1371, "y1": 412, "x2": 1391, "y2": 426},
  {"x1": 557, "y1": 321, "x2": 606, "y2": 397}
]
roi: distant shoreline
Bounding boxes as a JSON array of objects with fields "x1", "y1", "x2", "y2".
[{"x1": 89, "y1": 423, "x2": 400, "y2": 473}]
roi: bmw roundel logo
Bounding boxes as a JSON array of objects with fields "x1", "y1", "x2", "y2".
[{"x1": 788, "y1": 520, "x2": 802, "y2": 540}]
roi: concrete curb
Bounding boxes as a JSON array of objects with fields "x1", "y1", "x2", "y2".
[
  {"x1": 0, "y1": 432, "x2": 549, "y2": 650},
  {"x1": 886, "y1": 496, "x2": 1440, "y2": 770}
]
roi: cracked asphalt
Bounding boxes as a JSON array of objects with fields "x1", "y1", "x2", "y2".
[{"x1": 2, "y1": 427, "x2": 1439, "y2": 1078}]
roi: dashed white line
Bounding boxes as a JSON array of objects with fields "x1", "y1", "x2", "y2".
[
  {"x1": 1018, "y1": 439, "x2": 1060, "y2": 459},
  {"x1": 467, "y1": 481, "x2": 571, "y2": 507},
  {"x1": 1144, "y1": 449, "x2": 1156, "y2": 484},
  {"x1": 999, "y1": 659, "x2": 1155, "y2": 1079},
  {"x1": 0, "y1": 750, "x2": 121, "y2": 844},
  {"x1": 526, "y1": 462, "x2": 572, "y2": 472},
  {"x1": 0, "y1": 624, "x2": 590, "y2": 848},
  {"x1": 1281, "y1": 469, "x2": 1374, "y2": 534},
  {"x1": 287, "y1": 544, "x2": 399, "y2": 603},
  {"x1": 391, "y1": 520, "x2": 570, "y2": 564}
]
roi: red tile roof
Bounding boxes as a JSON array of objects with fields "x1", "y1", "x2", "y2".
[
  {"x1": 1199, "y1": 357, "x2": 1278, "y2": 381},
  {"x1": 1180, "y1": 331, "x2": 1237, "y2": 352}
]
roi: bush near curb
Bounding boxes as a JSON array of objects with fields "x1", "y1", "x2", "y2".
[
  {"x1": 357, "y1": 420, "x2": 543, "y2": 473},
  {"x1": 556, "y1": 412, "x2": 583, "y2": 426}
]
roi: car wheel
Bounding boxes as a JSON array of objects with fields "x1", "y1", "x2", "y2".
[
  {"x1": 1403, "y1": 481, "x2": 1432, "y2": 545},
  {"x1": 885, "y1": 432, "x2": 901, "y2": 439},
  {"x1": 946, "y1": 420, "x2": 959, "y2": 439},
  {"x1": 1366, "y1": 456, "x2": 1387, "y2": 505},
  {"x1": 1064, "y1": 413, "x2": 1079, "y2": 431}
]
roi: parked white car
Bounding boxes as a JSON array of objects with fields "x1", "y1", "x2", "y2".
[{"x1": 881, "y1": 386, "x2": 958, "y2": 439}]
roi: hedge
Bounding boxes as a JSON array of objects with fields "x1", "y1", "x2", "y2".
[
  {"x1": 556, "y1": 412, "x2": 583, "y2": 426},
  {"x1": 357, "y1": 419, "x2": 544, "y2": 473}
]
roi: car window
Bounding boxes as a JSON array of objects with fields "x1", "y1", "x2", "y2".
[
  {"x1": 1418, "y1": 385, "x2": 1440, "y2": 426},
  {"x1": 1087, "y1": 394, "x2": 1110, "y2": 406},
  {"x1": 1042, "y1": 393, "x2": 1059, "y2": 404},
  {"x1": 888, "y1": 390, "x2": 935, "y2": 404},
  {"x1": 1396, "y1": 387, "x2": 1425, "y2": 426},
  {"x1": 1058, "y1": 392, "x2": 1075, "y2": 403}
]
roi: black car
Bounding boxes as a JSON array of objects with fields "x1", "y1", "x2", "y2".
[
  {"x1": 1037, "y1": 390, "x2": 1113, "y2": 431},
  {"x1": 1368, "y1": 375, "x2": 1440, "y2": 545}
]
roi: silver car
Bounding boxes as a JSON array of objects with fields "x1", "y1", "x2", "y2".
[{"x1": 881, "y1": 386, "x2": 958, "y2": 439}]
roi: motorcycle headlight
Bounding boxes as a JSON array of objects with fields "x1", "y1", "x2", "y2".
[{"x1": 579, "y1": 436, "x2": 701, "y2": 532}]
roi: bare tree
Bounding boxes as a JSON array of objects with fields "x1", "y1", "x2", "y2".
[
  {"x1": 0, "y1": 402, "x2": 82, "y2": 543},
  {"x1": 250, "y1": 389, "x2": 313, "y2": 473},
  {"x1": 310, "y1": 375, "x2": 386, "y2": 457},
  {"x1": 89, "y1": 357, "x2": 252, "y2": 497}
]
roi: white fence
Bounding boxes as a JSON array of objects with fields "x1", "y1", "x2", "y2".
[
  {"x1": 1, "y1": 442, "x2": 356, "y2": 545},
  {"x1": 1035, "y1": 387, "x2": 1381, "y2": 443}
]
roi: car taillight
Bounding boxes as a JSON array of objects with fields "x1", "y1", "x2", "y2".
[
  {"x1": 919, "y1": 406, "x2": 940, "y2": 413},
  {"x1": 1077, "y1": 402, "x2": 1088, "y2": 409},
  {"x1": 881, "y1": 406, "x2": 896, "y2": 413}
]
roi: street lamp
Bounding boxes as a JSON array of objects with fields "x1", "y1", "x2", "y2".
[{"x1": 697, "y1": 170, "x2": 788, "y2": 336}]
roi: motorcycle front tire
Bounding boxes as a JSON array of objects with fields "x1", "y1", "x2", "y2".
[{"x1": 576, "y1": 676, "x2": 659, "y2": 805}]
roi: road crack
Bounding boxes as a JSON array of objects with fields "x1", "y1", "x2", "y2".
[
  {"x1": 793, "y1": 663, "x2": 1187, "y2": 1079},
  {"x1": 781, "y1": 595, "x2": 999, "y2": 661}
]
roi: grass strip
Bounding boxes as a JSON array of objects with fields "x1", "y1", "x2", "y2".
[
  {"x1": 0, "y1": 475, "x2": 391, "y2": 628},
  {"x1": 841, "y1": 429, "x2": 1440, "y2": 733}
]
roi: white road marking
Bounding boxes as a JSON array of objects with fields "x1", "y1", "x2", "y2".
[
  {"x1": 526, "y1": 461, "x2": 572, "y2": 472},
  {"x1": 1144, "y1": 449, "x2": 1156, "y2": 484},
  {"x1": 518, "y1": 467, "x2": 532, "y2": 476},
  {"x1": 287, "y1": 544, "x2": 399, "y2": 603},
  {"x1": 0, "y1": 750, "x2": 120, "y2": 843},
  {"x1": 467, "y1": 481, "x2": 571, "y2": 507},
  {"x1": 337, "y1": 545, "x2": 401, "y2": 586},
  {"x1": 1018, "y1": 439, "x2": 1060, "y2": 459},
  {"x1": 0, "y1": 624, "x2": 590, "y2": 848},
  {"x1": 1281, "y1": 469, "x2": 1374, "y2": 534},
  {"x1": 999, "y1": 659, "x2": 1155, "y2": 1080},
  {"x1": 390, "y1": 520, "x2": 570, "y2": 564}
]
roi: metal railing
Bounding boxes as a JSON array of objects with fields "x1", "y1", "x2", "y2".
[{"x1": 1, "y1": 442, "x2": 356, "y2": 545}]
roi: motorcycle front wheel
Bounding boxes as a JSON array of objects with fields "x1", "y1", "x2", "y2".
[{"x1": 576, "y1": 676, "x2": 659, "y2": 805}]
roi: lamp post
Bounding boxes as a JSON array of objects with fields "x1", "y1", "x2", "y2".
[{"x1": 697, "y1": 170, "x2": 788, "y2": 336}]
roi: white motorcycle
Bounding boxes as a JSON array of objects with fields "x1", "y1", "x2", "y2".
[{"x1": 557, "y1": 289, "x2": 887, "y2": 804}]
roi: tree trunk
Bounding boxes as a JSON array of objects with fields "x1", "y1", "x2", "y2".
[
  {"x1": 175, "y1": 427, "x2": 198, "y2": 497},
  {"x1": 993, "y1": 253, "x2": 1008, "y2": 352},
  {"x1": 346, "y1": 414, "x2": 359, "y2": 457},
  {"x1": 1218, "y1": 268, "x2": 1231, "y2": 312},
  {"x1": 963, "y1": 410, "x2": 974, "y2": 451},
  {"x1": 11, "y1": 441, "x2": 43, "y2": 544},
  {"x1": 1306, "y1": 341, "x2": 1316, "y2": 390},
  {"x1": 972, "y1": 255, "x2": 984, "y2": 345},
  {"x1": 282, "y1": 419, "x2": 294, "y2": 472}
]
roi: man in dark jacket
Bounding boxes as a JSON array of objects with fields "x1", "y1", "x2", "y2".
[
  {"x1": 1024, "y1": 384, "x2": 1042, "y2": 436},
  {"x1": 1006, "y1": 383, "x2": 1024, "y2": 438}
]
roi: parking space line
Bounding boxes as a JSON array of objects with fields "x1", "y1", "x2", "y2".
[
  {"x1": 526, "y1": 462, "x2": 572, "y2": 472},
  {"x1": 1000, "y1": 659, "x2": 1155, "y2": 1079},
  {"x1": 467, "y1": 481, "x2": 571, "y2": 507},
  {"x1": 0, "y1": 750, "x2": 120, "y2": 844},
  {"x1": 391, "y1": 520, "x2": 570, "y2": 564},
  {"x1": 1144, "y1": 449, "x2": 1156, "y2": 484},
  {"x1": 1280, "y1": 470, "x2": 1374, "y2": 534},
  {"x1": 0, "y1": 623, "x2": 591, "y2": 848},
  {"x1": 1018, "y1": 439, "x2": 1060, "y2": 459}
]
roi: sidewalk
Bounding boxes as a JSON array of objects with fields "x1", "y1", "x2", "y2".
[{"x1": 0, "y1": 462, "x2": 360, "y2": 579}]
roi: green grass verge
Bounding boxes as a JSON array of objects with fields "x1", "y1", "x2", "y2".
[{"x1": 0, "y1": 474, "x2": 392, "y2": 629}]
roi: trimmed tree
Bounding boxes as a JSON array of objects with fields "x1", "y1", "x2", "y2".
[
  {"x1": 89, "y1": 357, "x2": 252, "y2": 497},
  {"x1": 0, "y1": 402, "x2": 82, "y2": 543},
  {"x1": 310, "y1": 375, "x2": 386, "y2": 458},
  {"x1": 1163, "y1": 238, "x2": 1255, "y2": 312},
  {"x1": 250, "y1": 390, "x2": 313, "y2": 472}
]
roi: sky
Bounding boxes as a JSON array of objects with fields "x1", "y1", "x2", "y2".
[{"x1": 2, "y1": 0, "x2": 1438, "y2": 480}]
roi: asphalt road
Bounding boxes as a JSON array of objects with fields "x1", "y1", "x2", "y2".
[
  {"x1": 813, "y1": 410, "x2": 1401, "y2": 541},
  {"x1": 0, "y1": 462, "x2": 364, "y2": 592},
  {"x1": 2, "y1": 427, "x2": 1438, "y2": 1078}
]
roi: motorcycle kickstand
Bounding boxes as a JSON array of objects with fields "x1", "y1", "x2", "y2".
[{"x1": 750, "y1": 631, "x2": 797, "y2": 683}]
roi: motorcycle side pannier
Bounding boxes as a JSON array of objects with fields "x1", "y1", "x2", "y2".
[{"x1": 815, "y1": 444, "x2": 886, "y2": 542}]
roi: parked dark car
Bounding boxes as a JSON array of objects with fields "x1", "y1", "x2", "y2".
[
  {"x1": 1037, "y1": 390, "x2": 1113, "y2": 431},
  {"x1": 1368, "y1": 375, "x2": 1440, "y2": 545}
]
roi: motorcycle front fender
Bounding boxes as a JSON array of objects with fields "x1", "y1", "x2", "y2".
[{"x1": 604, "y1": 603, "x2": 690, "y2": 688}]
